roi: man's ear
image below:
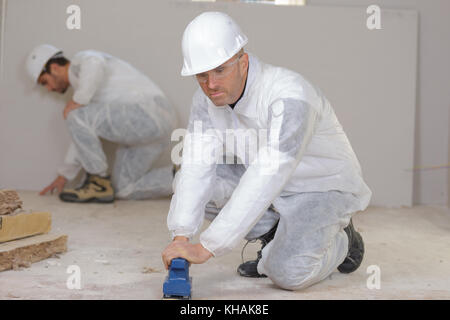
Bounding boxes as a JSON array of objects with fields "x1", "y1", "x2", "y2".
[
  {"x1": 241, "y1": 53, "x2": 249, "y2": 72},
  {"x1": 37, "y1": 71, "x2": 48, "y2": 85},
  {"x1": 48, "y1": 62, "x2": 59, "y2": 76}
]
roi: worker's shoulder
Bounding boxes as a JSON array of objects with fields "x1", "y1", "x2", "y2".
[
  {"x1": 72, "y1": 50, "x2": 110, "y2": 62},
  {"x1": 260, "y1": 62, "x2": 310, "y2": 92},
  {"x1": 259, "y1": 61, "x2": 323, "y2": 107}
]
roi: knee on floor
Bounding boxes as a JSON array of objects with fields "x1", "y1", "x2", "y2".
[{"x1": 265, "y1": 255, "x2": 322, "y2": 291}]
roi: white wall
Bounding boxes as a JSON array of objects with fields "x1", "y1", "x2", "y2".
[
  {"x1": 306, "y1": 0, "x2": 450, "y2": 205},
  {"x1": 0, "y1": 0, "x2": 422, "y2": 206}
]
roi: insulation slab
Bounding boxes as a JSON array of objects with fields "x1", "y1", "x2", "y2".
[
  {"x1": 0, "y1": 190, "x2": 22, "y2": 215},
  {"x1": 0, "y1": 233, "x2": 67, "y2": 271}
]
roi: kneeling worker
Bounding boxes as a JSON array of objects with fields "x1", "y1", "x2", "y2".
[
  {"x1": 27, "y1": 45, "x2": 177, "y2": 202},
  {"x1": 162, "y1": 12, "x2": 371, "y2": 290}
]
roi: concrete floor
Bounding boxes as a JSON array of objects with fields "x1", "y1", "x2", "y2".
[{"x1": 1, "y1": 191, "x2": 449, "y2": 300}]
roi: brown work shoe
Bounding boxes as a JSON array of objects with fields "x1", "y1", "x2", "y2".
[{"x1": 59, "y1": 174, "x2": 114, "y2": 203}]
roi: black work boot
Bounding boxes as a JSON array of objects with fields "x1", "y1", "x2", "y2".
[
  {"x1": 237, "y1": 221, "x2": 278, "y2": 278},
  {"x1": 338, "y1": 218, "x2": 365, "y2": 273}
]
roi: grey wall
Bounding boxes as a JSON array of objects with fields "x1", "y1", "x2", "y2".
[
  {"x1": 306, "y1": 0, "x2": 450, "y2": 205},
  {"x1": 0, "y1": 0, "x2": 428, "y2": 207}
]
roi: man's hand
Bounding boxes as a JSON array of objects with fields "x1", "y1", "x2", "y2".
[
  {"x1": 162, "y1": 236, "x2": 213, "y2": 270},
  {"x1": 63, "y1": 100, "x2": 82, "y2": 119},
  {"x1": 39, "y1": 175, "x2": 67, "y2": 195}
]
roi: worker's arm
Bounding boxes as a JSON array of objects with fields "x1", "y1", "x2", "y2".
[
  {"x1": 167, "y1": 91, "x2": 221, "y2": 241},
  {"x1": 199, "y1": 98, "x2": 318, "y2": 257},
  {"x1": 40, "y1": 142, "x2": 82, "y2": 195},
  {"x1": 71, "y1": 54, "x2": 106, "y2": 105},
  {"x1": 57, "y1": 142, "x2": 83, "y2": 181},
  {"x1": 164, "y1": 98, "x2": 219, "y2": 266},
  {"x1": 63, "y1": 100, "x2": 82, "y2": 119}
]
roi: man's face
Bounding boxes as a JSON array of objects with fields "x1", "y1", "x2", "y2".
[
  {"x1": 196, "y1": 53, "x2": 249, "y2": 106},
  {"x1": 38, "y1": 64, "x2": 69, "y2": 94}
]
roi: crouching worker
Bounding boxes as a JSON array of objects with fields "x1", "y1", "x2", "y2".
[
  {"x1": 26, "y1": 45, "x2": 177, "y2": 202},
  {"x1": 162, "y1": 12, "x2": 371, "y2": 290}
]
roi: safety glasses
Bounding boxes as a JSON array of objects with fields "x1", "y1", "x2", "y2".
[{"x1": 195, "y1": 54, "x2": 242, "y2": 84}]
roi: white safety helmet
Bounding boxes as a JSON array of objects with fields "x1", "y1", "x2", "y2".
[
  {"x1": 26, "y1": 44, "x2": 63, "y2": 83},
  {"x1": 181, "y1": 12, "x2": 248, "y2": 76}
]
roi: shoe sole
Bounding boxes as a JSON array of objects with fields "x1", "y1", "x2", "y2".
[
  {"x1": 237, "y1": 262, "x2": 267, "y2": 278},
  {"x1": 237, "y1": 269, "x2": 267, "y2": 278},
  {"x1": 59, "y1": 194, "x2": 115, "y2": 203},
  {"x1": 237, "y1": 267, "x2": 267, "y2": 278}
]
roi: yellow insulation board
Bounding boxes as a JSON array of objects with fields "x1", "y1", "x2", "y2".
[{"x1": 0, "y1": 212, "x2": 51, "y2": 243}]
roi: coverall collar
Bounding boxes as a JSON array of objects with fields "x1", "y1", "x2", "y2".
[{"x1": 231, "y1": 53, "x2": 260, "y2": 118}]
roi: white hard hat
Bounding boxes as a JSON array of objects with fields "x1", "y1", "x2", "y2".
[
  {"x1": 181, "y1": 12, "x2": 248, "y2": 76},
  {"x1": 26, "y1": 44, "x2": 63, "y2": 83}
]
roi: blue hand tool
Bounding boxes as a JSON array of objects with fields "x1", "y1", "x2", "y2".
[{"x1": 163, "y1": 258, "x2": 192, "y2": 299}]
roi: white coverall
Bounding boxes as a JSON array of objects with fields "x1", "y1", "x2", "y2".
[
  {"x1": 167, "y1": 54, "x2": 372, "y2": 290},
  {"x1": 58, "y1": 50, "x2": 177, "y2": 199}
]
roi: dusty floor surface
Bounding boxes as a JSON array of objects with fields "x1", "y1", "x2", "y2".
[{"x1": 0, "y1": 191, "x2": 449, "y2": 300}]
